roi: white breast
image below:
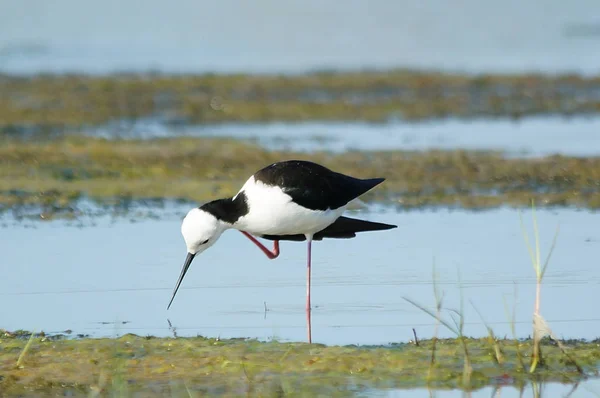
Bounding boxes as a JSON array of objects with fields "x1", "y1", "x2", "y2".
[{"x1": 232, "y1": 176, "x2": 345, "y2": 236}]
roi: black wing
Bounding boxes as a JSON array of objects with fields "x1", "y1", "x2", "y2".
[
  {"x1": 253, "y1": 160, "x2": 384, "y2": 211},
  {"x1": 260, "y1": 216, "x2": 397, "y2": 242}
]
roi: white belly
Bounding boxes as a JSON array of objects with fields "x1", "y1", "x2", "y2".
[{"x1": 232, "y1": 176, "x2": 345, "y2": 236}]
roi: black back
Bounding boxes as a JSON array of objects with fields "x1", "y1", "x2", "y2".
[{"x1": 254, "y1": 160, "x2": 385, "y2": 211}]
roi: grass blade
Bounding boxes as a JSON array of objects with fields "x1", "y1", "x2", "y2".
[
  {"x1": 16, "y1": 330, "x2": 36, "y2": 369},
  {"x1": 403, "y1": 297, "x2": 458, "y2": 335},
  {"x1": 532, "y1": 200, "x2": 541, "y2": 279},
  {"x1": 541, "y1": 225, "x2": 560, "y2": 280},
  {"x1": 518, "y1": 210, "x2": 537, "y2": 276}
]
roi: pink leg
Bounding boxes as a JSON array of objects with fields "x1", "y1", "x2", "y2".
[
  {"x1": 306, "y1": 238, "x2": 312, "y2": 344},
  {"x1": 240, "y1": 231, "x2": 280, "y2": 259}
]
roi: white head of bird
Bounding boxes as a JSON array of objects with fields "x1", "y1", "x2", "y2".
[
  {"x1": 181, "y1": 208, "x2": 225, "y2": 254},
  {"x1": 167, "y1": 207, "x2": 228, "y2": 309}
]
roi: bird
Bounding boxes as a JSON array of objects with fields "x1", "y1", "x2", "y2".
[{"x1": 167, "y1": 159, "x2": 397, "y2": 343}]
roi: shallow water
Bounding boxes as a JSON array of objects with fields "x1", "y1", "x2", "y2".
[
  {"x1": 1, "y1": 206, "x2": 599, "y2": 346},
  {"x1": 92, "y1": 116, "x2": 600, "y2": 157},
  {"x1": 1, "y1": 0, "x2": 599, "y2": 74},
  {"x1": 375, "y1": 379, "x2": 600, "y2": 397}
]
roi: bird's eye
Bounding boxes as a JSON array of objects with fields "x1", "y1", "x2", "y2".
[{"x1": 200, "y1": 239, "x2": 209, "y2": 245}]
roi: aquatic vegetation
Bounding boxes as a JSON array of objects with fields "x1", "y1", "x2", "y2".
[
  {"x1": 0, "y1": 331, "x2": 598, "y2": 396},
  {"x1": 1, "y1": 71, "x2": 600, "y2": 130},
  {"x1": 405, "y1": 269, "x2": 476, "y2": 387},
  {"x1": 1, "y1": 136, "x2": 600, "y2": 218},
  {"x1": 398, "y1": 205, "x2": 588, "y2": 397},
  {"x1": 518, "y1": 202, "x2": 581, "y2": 375}
]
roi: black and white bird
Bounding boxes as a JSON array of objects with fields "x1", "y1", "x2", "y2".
[{"x1": 167, "y1": 160, "x2": 396, "y2": 343}]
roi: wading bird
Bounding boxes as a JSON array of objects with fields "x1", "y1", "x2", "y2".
[{"x1": 167, "y1": 160, "x2": 396, "y2": 343}]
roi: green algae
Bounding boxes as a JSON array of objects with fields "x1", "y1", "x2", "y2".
[
  {"x1": 1, "y1": 135, "x2": 600, "y2": 218},
  {"x1": 1, "y1": 71, "x2": 600, "y2": 130},
  {"x1": 0, "y1": 331, "x2": 598, "y2": 396}
]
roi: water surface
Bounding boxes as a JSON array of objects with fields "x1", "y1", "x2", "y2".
[
  {"x1": 377, "y1": 379, "x2": 600, "y2": 397},
  {"x1": 93, "y1": 116, "x2": 600, "y2": 157},
  {"x1": 1, "y1": 0, "x2": 599, "y2": 75},
  {"x1": 2, "y1": 206, "x2": 599, "y2": 345}
]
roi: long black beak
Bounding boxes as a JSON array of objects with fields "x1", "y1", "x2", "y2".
[{"x1": 167, "y1": 252, "x2": 196, "y2": 310}]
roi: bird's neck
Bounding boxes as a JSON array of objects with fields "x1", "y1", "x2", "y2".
[{"x1": 199, "y1": 192, "x2": 249, "y2": 225}]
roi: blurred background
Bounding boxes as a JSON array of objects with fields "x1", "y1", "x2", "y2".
[
  {"x1": 2, "y1": 0, "x2": 600, "y2": 74},
  {"x1": 2, "y1": 1, "x2": 600, "y2": 396},
  {"x1": 2, "y1": 0, "x2": 600, "y2": 368}
]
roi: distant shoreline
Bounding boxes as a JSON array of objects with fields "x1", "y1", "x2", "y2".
[{"x1": 1, "y1": 70, "x2": 599, "y2": 131}]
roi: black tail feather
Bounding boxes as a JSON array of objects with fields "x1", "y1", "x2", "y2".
[
  {"x1": 315, "y1": 215, "x2": 396, "y2": 239},
  {"x1": 260, "y1": 216, "x2": 397, "y2": 242}
]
